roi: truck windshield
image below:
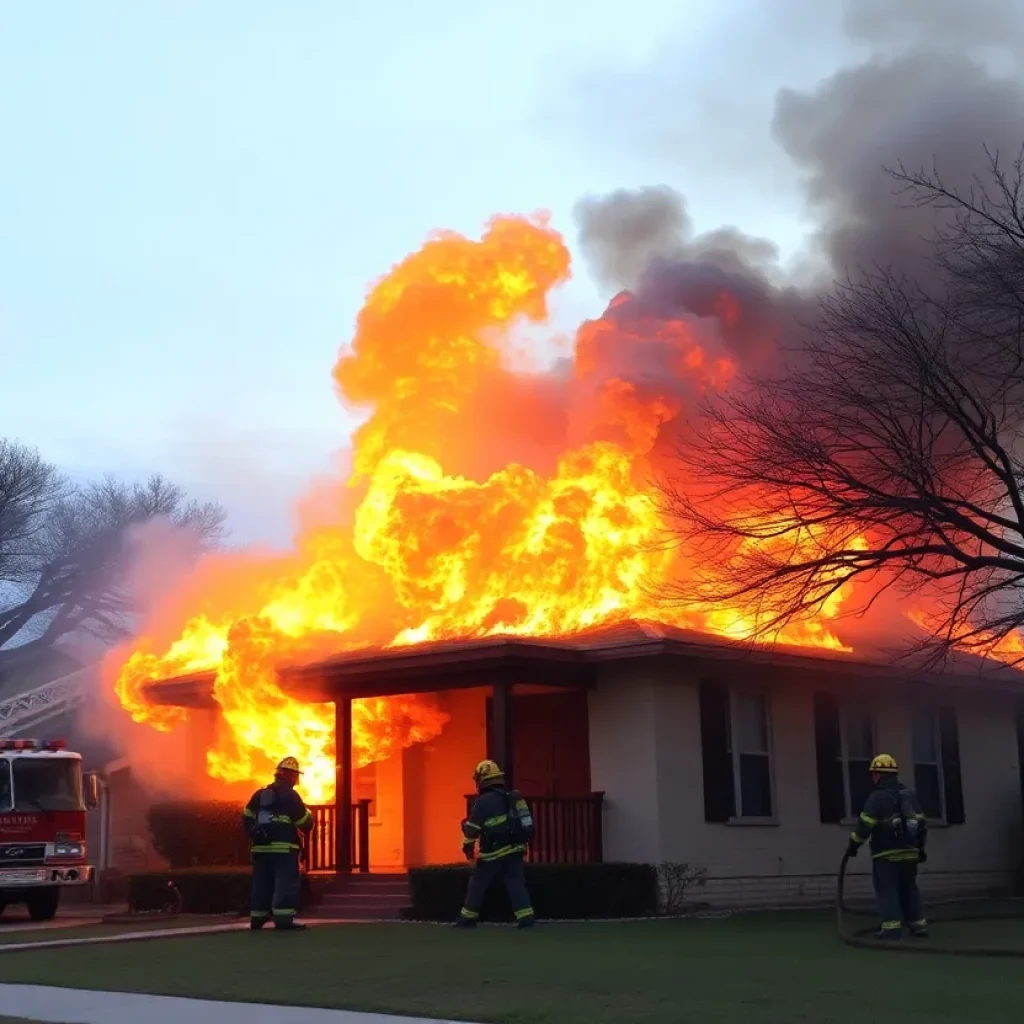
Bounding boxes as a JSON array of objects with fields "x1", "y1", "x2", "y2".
[{"x1": 10, "y1": 758, "x2": 84, "y2": 812}]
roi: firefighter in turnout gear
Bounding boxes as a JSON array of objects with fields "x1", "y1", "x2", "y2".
[
  {"x1": 456, "y1": 759, "x2": 536, "y2": 928},
  {"x1": 243, "y1": 756, "x2": 314, "y2": 931},
  {"x1": 846, "y1": 753, "x2": 929, "y2": 941}
]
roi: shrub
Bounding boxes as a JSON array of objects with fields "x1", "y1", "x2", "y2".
[
  {"x1": 128, "y1": 867, "x2": 316, "y2": 916},
  {"x1": 407, "y1": 862, "x2": 658, "y2": 922},
  {"x1": 657, "y1": 862, "x2": 708, "y2": 914},
  {"x1": 148, "y1": 801, "x2": 249, "y2": 868}
]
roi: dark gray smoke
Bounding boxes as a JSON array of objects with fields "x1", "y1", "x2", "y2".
[{"x1": 574, "y1": 1, "x2": 1024, "y2": 344}]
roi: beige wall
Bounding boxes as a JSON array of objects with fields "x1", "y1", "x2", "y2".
[
  {"x1": 403, "y1": 686, "x2": 488, "y2": 866},
  {"x1": 368, "y1": 751, "x2": 405, "y2": 868},
  {"x1": 588, "y1": 659, "x2": 1023, "y2": 905}
]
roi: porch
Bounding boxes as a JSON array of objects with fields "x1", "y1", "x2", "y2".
[
  {"x1": 270, "y1": 638, "x2": 616, "y2": 873},
  {"x1": 300, "y1": 679, "x2": 606, "y2": 873}
]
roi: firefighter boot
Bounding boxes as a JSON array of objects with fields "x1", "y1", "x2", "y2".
[{"x1": 274, "y1": 921, "x2": 307, "y2": 931}]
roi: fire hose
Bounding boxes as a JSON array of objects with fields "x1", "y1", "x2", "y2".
[{"x1": 836, "y1": 853, "x2": 1024, "y2": 958}]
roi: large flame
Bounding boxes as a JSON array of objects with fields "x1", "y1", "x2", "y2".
[{"x1": 114, "y1": 213, "x2": 866, "y2": 803}]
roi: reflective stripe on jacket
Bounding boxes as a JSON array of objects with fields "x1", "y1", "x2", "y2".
[
  {"x1": 243, "y1": 781, "x2": 313, "y2": 853},
  {"x1": 461, "y1": 785, "x2": 529, "y2": 861},
  {"x1": 850, "y1": 778, "x2": 928, "y2": 860}
]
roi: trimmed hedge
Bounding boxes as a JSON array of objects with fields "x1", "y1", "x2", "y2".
[
  {"x1": 407, "y1": 862, "x2": 659, "y2": 922},
  {"x1": 148, "y1": 801, "x2": 249, "y2": 868},
  {"x1": 128, "y1": 868, "x2": 315, "y2": 916}
]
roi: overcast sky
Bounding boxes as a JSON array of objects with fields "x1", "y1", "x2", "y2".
[{"x1": 1, "y1": 1, "x2": 872, "y2": 544}]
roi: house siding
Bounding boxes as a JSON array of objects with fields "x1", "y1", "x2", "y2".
[{"x1": 591, "y1": 658, "x2": 1023, "y2": 908}]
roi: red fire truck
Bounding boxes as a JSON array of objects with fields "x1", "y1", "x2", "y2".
[{"x1": 0, "y1": 738, "x2": 99, "y2": 921}]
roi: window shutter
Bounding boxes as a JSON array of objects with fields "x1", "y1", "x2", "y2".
[
  {"x1": 938, "y1": 706, "x2": 965, "y2": 825},
  {"x1": 1017, "y1": 710, "x2": 1024, "y2": 828},
  {"x1": 699, "y1": 680, "x2": 735, "y2": 822},
  {"x1": 813, "y1": 691, "x2": 845, "y2": 823}
]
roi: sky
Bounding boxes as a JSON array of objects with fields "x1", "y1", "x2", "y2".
[{"x1": 0, "y1": 0, "x2": 864, "y2": 545}]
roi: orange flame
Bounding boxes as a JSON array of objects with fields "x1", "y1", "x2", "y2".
[{"x1": 113, "y1": 213, "x2": 864, "y2": 803}]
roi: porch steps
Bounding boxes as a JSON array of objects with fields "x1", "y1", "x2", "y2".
[{"x1": 306, "y1": 873, "x2": 411, "y2": 921}]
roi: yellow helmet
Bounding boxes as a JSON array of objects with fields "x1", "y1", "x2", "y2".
[
  {"x1": 472, "y1": 759, "x2": 504, "y2": 785},
  {"x1": 869, "y1": 753, "x2": 899, "y2": 774},
  {"x1": 276, "y1": 756, "x2": 302, "y2": 775}
]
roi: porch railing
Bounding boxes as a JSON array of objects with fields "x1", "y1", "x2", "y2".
[
  {"x1": 464, "y1": 792, "x2": 605, "y2": 864},
  {"x1": 306, "y1": 800, "x2": 372, "y2": 873}
]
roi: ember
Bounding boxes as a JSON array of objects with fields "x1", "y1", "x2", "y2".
[{"x1": 112, "y1": 214, "x2": 861, "y2": 802}]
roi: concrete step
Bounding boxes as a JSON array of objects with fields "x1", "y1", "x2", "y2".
[
  {"x1": 321, "y1": 893, "x2": 407, "y2": 906},
  {"x1": 338, "y1": 883, "x2": 409, "y2": 896},
  {"x1": 306, "y1": 896, "x2": 409, "y2": 920}
]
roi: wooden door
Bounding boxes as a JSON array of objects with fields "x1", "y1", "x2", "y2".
[{"x1": 486, "y1": 690, "x2": 591, "y2": 797}]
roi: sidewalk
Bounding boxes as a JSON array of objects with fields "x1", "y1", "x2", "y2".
[{"x1": 0, "y1": 985, "x2": 475, "y2": 1024}]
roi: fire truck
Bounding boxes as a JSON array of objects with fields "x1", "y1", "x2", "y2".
[{"x1": 0, "y1": 738, "x2": 99, "y2": 921}]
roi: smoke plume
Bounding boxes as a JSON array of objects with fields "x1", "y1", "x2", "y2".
[{"x1": 575, "y1": 1, "x2": 1024, "y2": 326}]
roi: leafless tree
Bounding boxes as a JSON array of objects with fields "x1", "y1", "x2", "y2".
[
  {"x1": 0, "y1": 440, "x2": 226, "y2": 671},
  {"x1": 658, "y1": 148, "x2": 1024, "y2": 663}
]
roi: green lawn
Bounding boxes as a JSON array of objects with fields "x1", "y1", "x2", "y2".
[{"x1": 0, "y1": 913, "x2": 1023, "y2": 1023}]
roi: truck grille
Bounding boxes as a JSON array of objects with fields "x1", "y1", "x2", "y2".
[{"x1": 0, "y1": 843, "x2": 46, "y2": 866}]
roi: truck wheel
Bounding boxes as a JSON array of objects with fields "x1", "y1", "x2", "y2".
[{"x1": 26, "y1": 888, "x2": 60, "y2": 922}]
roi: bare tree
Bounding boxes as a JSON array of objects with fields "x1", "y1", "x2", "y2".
[
  {"x1": 0, "y1": 441, "x2": 226, "y2": 671},
  {"x1": 658, "y1": 149, "x2": 1024, "y2": 663}
]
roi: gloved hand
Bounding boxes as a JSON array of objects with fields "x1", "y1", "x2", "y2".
[
  {"x1": 918, "y1": 849, "x2": 927, "y2": 863},
  {"x1": 845, "y1": 839, "x2": 860, "y2": 859},
  {"x1": 463, "y1": 845, "x2": 475, "y2": 862}
]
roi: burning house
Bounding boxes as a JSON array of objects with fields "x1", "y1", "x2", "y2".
[
  {"x1": 135, "y1": 620, "x2": 1024, "y2": 907},
  {"x1": 105, "y1": 210, "x2": 1024, "y2": 908}
]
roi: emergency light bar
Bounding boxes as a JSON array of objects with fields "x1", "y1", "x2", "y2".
[{"x1": 0, "y1": 738, "x2": 67, "y2": 751}]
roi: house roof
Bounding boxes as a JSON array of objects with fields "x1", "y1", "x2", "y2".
[{"x1": 139, "y1": 619, "x2": 1024, "y2": 708}]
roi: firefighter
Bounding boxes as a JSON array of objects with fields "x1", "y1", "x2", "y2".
[
  {"x1": 242, "y1": 756, "x2": 314, "y2": 931},
  {"x1": 455, "y1": 759, "x2": 536, "y2": 929},
  {"x1": 846, "y1": 753, "x2": 929, "y2": 941}
]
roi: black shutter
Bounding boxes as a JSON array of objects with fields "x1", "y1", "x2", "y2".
[
  {"x1": 938, "y1": 706, "x2": 965, "y2": 825},
  {"x1": 1017, "y1": 710, "x2": 1024, "y2": 828},
  {"x1": 699, "y1": 680, "x2": 735, "y2": 822},
  {"x1": 813, "y1": 691, "x2": 845, "y2": 823}
]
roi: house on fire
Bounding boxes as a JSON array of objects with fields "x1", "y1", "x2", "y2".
[{"x1": 140, "y1": 621, "x2": 1024, "y2": 907}]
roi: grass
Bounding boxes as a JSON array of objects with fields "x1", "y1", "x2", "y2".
[{"x1": 0, "y1": 912, "x2": 1023, "y2": 1023}]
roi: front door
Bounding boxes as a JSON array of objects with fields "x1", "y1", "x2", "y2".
[{"x1": 486, "y1": 689, "x2": 591, "y2": 796}]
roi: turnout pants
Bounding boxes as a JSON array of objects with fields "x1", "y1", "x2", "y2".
[
  {"x1": 250, "y1": 851, "x2": 301, "y2": 927},
  {"x1": 872, "y1": 858, "x2": 926, "y2": 936},
  {"x1": 460, "y1": 852, "x2": 535, "y2": 924}
]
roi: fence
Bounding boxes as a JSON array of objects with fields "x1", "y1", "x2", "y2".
[
  {"x1": 307, "y1": 800, "x2": 372, "y2": 872},
  {"x1": 463, "y1": 792, "x2": 605, "y2": 863}
]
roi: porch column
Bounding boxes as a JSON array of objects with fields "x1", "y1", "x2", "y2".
[
  {"x1": 335, "y1": 695, "x2": 353, "y2": 874},
  {"x1": 490, "y1": 679, "x2": 515, "y2": 790}
]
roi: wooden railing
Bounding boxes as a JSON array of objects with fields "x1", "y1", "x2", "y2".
[
  {"x1": 463, "y1": 792, "x2": 605, "y2": 864},
  {"x1": 306, "y1": 800, "x2": 372, "y2": 873}
]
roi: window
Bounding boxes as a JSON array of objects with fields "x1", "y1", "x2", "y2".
[
  {"x1": 699, "y1": 680, "x2": 774, "y2": 821},
  {"x1": 813, "y1": 692, "x2": 876, "y2": 823},
  {"x1": 912, "y1": 710, "x2": 944, "y2": 820},
  {"x1": 10, "y1": 758, "x2": 84, "y2": 812},
  {"x1": 843, "y1": 707, "x2": 875, "y2": 817},
  {"x1": 911, "y1": 706, "x2": 965, "y2": 823},
  {"x1": 353, "y1": 762, "x2": 377, "y2": 818}
]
